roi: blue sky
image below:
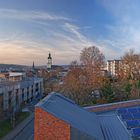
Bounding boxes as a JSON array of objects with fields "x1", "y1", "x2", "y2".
[{"x1": 0, "y1": 0, "x2": 140, "y2": 65}]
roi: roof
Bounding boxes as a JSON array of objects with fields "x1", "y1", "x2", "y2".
[
  {"x1": 98, "y1": 111, "x2": 132, "y2": 140},
  {"x1": 85, "y1": 99, "x2": 140, "y2": 111},
  {"x1": 36, "y1": 92, "x2": 104, "y2": 140},
  {"x1": 20, "y1": 80, "x2": 34, "y2": 88},
  {"x1": 9, "y1": 72, "x2": 25, "y2": 77},
  {"x1": 0, "y1": 77, "x2": 42, "y2": 88},
  {"x1": 0, "y1": 81, "x2": 19, "y2": 87}
]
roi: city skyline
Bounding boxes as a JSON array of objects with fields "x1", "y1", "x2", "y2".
[{"x1": 0, "y1": 0, "x2": 140, "y2": 65}]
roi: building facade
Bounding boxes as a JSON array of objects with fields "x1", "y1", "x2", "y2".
[
  {"x1": 107, "y1": 60, "x2": 121, "y2": 77},
  {"x1": 34, "y1": 92, "x2": 104, "y2": 140},
  {"x1": 0, "y1": 77, "x2": 44, "y2": 118}
]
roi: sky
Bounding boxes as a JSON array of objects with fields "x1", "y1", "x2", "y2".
[{"x1": 0, "y1": 0, "x2": 140, "y2": 65}]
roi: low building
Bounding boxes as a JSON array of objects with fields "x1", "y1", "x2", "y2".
[
  {"x1": 0, "y1": 77, "x2": 44, "y2": 119},
  {"x1": 9, "y1": 72, "x2": 26, "y2": 81},
  {"x1": 0, "y1": 73, "x2": 9, "y2": 82},
  {"x1": 34, "y1": 92, "x2": 104, "y2": 140},
  {"x1": 0, "y1": 72, "x2": 26, "y2": 81},
  {"x1": 34, "y1": 92, "x2": 139, "y2": 140}
]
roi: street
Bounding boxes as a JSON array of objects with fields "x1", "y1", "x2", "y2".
[
  {"x1": 13, "y1": 97, "x2": 41, "y2": 140},
  {"x1": 13, "y1": 119, "x2": 34, "y2": 140}
]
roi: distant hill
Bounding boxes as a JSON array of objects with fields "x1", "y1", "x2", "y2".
[
  {"x1": 0, "y1": 64, "x2": 29, "y2": 71},
  {"x1": 0, "y1": 64, "x2": 70, "y2": 71},
  {"x1": 35, "y1": 65, "x2": 64, "y2": 69}
]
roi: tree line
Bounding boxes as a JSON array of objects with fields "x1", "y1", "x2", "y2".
[{"x1": 62, "y1": 46, "x2": 140, "y2": 105}]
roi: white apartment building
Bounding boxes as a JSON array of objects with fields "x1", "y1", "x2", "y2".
[{"x1": 107, "y1": 60, "x2": 121, "y2": 77}]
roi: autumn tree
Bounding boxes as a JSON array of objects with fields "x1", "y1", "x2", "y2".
[
  {"x1": 80, "y1": 46, "x2": 105, "y2": 89},
  {"x1": 119, "y1": 49, "x2": 140, "y2": 80},
  {"x1": 113, "y1": 49, "x2": 140, "y2": 100},
  {"x1": 63, "y1": 61, "x2": 87, "y2": 104},
  {"x1": 63, "y1": 46, "x2": 105, "y2": 104}
]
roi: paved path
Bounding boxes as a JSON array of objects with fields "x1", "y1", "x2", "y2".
[
  {"x1": 2, "y1": 113, "x2": 34, "y2": 140},
  {"x1": 13, "y1": 119, "x2": 34, "y2": 140}
]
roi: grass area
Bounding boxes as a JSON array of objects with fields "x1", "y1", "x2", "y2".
[
  {"x1": 0, "y1": 118, "x2": 11, "y2": 139},
  {"x1": 15, "y1": 112, "x2": 30, "y2": 125},
  {"x1": 0, "y1": 112, "x2": 29, "y2": 139}
]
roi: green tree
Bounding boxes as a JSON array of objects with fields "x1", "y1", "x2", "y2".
[
  {"x1": 124, "y1": 83, "x2": 132, "y2": 100},
  {"x1": 101, "y1": 81, "x2": 115, "y2": 103},
  {"x1": 136, "y1": 80, "x2": 140, "y2": 89},
  {"x1": 136, "y1": 80, "x2": 140, "y2": 97}
]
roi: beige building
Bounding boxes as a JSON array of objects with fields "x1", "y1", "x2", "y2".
[{"x1": 0, "y1": 72, "x2": 25, "y2": 82}]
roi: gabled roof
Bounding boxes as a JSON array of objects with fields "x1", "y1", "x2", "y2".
[{"x1": 36, "y1": 92, "x2": 104, "y2": 140}]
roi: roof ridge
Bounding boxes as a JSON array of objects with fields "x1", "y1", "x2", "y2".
[{"x1": 36, "y1": 92, "x2": 76, "y2": 107}]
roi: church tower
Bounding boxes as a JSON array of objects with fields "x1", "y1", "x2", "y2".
[{"x1": 47, "y1": 52, "x2": 52, "y2": 69}]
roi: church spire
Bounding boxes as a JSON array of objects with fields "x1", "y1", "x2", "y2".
[
  {"x1": 32, "y1": 61, "x2": 35, "y2": 69},
  {"x1": 32, "y1": 61, "x2": 36, "y2": 77}
]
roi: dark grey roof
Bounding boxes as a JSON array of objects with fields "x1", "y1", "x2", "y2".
[
  {"x1": 98, "y1": 111, "x2": 132, "y2": 140},
  {"x1": 20, "y1": 80, "x2": 34, "y2": 88},
  {"x1": 0, "y1": 77, "x2": 42, "y2": 88},
  {"x1": 36, "y1": 92, "x2": 104, "y2": 140},
  {"x1": 0, "y1": 81, "x2": 18, "y2": 87}
]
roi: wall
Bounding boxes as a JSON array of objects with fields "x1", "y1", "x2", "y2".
[
  {"x1": 71, "y1": 127, "x2": 96, "y2": 140},
  {"x1": 85, "y1": 99, "x2": 140, "y2": 112},
  {"x1": 34, "y1": 107, "x2": 70, "y2": 140}
]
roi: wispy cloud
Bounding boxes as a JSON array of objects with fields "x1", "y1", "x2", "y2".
[
  {"x1": 0, "y1": 40, "x2": 49, "y2": 65},
  {"x1": 1, "y1": 6, "x2": 135, "y2": 65},
  {"x1": 63, "y1": 23, "x2": 92, "y2": 46},
  {"x1": 100, "y1": 0, "x2": 140, "y2": 54},
  {"x1": 0, "y1": 20, "x2": 122, "y2": 65},
  {"x1": 0, "y1": 38, "x2": 81, "y2": 65},
  {"x1": 0, "y1": 8, "x2": 71, "y2": 21}
]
